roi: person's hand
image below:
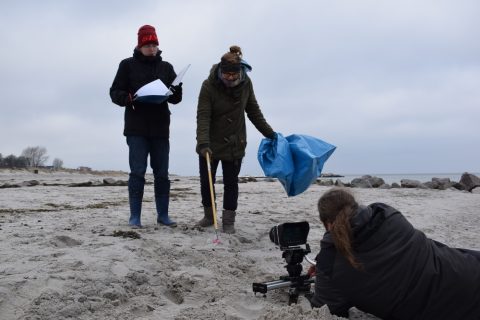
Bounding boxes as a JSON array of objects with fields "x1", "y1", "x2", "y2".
[
  {"x1": 306, "y1": 293, "x2": 324, "y2": 309},
  {"x1": 170, "y1": 82, "x2": 183, "y2": 95},
  {"x1": 168, "y1": 82, "x2": 183, "y2": 104},
  {"x1": 125, "y1": 93, "x2": 133, "y2": 107},
  {"x1": 307, "y1": 265, "x2": 316, "y2": 278},
  {"x1": 200, "y1": 147, "x2": 212, "y2": 158},
  {"x1": 267, "y1": 132, "x2": 277, "y2": 140}
]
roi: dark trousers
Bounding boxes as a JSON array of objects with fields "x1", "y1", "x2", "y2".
[{"x1": 199, "y1": 156, "x2": 242, "y2": 211}]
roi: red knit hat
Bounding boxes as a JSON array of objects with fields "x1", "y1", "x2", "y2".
[{"x1": 137, "y1": 25, "x2": 159, "y2": 48}]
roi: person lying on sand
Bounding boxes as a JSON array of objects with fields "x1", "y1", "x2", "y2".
[{"x1": 309, "y1": 187, "x2": 480, "y2": 319}]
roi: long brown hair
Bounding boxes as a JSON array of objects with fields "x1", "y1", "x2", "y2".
[{"x1": 318, "y1": 188, "x2": 361, "y2": 269}]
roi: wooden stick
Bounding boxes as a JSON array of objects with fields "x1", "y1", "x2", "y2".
[{"x1": 206, "y1": 153, "x2": 220, "y2": 243}]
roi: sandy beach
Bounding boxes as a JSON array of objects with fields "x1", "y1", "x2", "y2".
[{"x1": 1, "y1": 169, "x2": 479, "y2": 320}]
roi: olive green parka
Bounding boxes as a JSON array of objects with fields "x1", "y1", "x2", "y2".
[{"x1": 196, "y1": 64, "x2": 275, "y2": 161}]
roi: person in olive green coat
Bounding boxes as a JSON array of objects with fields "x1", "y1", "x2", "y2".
[{"x1": 196, "y1": 45, "x2": 276, "y2": 234}]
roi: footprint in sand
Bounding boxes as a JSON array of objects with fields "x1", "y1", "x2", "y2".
[
  {"x1": 164, "y1": 275, "x2": 196, "y2": 304},
  {"x1": 51, "y1": 235, "x2": 82, "y2": 248}
]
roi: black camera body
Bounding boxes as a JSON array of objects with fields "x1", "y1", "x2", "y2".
[
  {"x1": 253, "y1": 221, "x2": 314, "y2": 305},
  {"x1": 269, "y1": 221, "x2": 310, "y2": 249}
]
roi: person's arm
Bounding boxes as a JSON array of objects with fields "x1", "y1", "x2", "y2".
[
  {"x1": 312, "y1": 267, "x2": 350, "y2": 317},
  {"x1": 167, "y1": 63, "x2": 182, "y2": 104},
  {"x1": 244, "y1": 80, "x2": 275, "y2": 139},
  {"x1": 196, "y1": 81, "x2": 212, "y2": 154},
  {"x1": 311, "y1": 247, "x2": 351, "y2": 318},
  {"x1": 109, "y1": 60, "x2": 132, "y2": 107}
]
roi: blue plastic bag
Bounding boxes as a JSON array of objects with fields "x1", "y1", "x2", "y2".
[
  {"x1": 257, "y1": 133, "x2": 294, "y2": 193},
  {"x1": 258, "y1": 133, "x2": 336, "y2": 196}
]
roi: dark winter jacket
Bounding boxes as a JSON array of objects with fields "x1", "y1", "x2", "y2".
[
  {"x1": 110, "y1": 49, "x2": 182, "y2": 138},
  {"x1": 196, "y1": 64, "x2": 274, "y2": 161},
  {"x1": 311, "y1": 203, "x2": 480, "y2": 319}
]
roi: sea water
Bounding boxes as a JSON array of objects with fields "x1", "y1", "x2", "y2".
[{"x1": 328, "y1": 173, "x2": 480, "y2": 185}]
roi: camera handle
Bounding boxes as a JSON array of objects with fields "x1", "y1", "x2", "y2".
[{"x1": 305, "y1": 255, "x2": 316, "y2": 266}]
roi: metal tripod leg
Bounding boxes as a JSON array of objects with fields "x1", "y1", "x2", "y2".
[{"x1": 288, "y1": 289, "x2": 299, "y2": 305}]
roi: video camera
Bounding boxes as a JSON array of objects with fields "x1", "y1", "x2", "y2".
[
  {"x1": 253, "y1": 221, "x2": 315, "y2": 305},
  {"x1": 269, "y1": 221, "x2": 310, "y2": 249}
]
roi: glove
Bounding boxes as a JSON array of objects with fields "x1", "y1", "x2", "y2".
[
  {"x1": 307, "y1": 265, "x2": 316, "y2": 278},
  {"x1": 170, "y1": 82, "x2": 183, "y2": 95},
  {"x1": 168, "y1": 82, "x2": 183, "y2": 104},
  {"x1": 267, "y1": 131, "x2": 277, "y2": 140},
  {"x1": 199, "y1": 147, "x2": 212, "y2": 158}
]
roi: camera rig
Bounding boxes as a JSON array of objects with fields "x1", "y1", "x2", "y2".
[{"x1": 252, "y1": 221, "x2": 315, "y2": 305}]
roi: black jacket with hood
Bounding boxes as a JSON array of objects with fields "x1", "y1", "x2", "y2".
[
  {"x1": 110, "y1": 49, "x2": 182, "y2": 138},
  {"x1": 311, "y1": 203, "x2": 480, "y2": 319}
]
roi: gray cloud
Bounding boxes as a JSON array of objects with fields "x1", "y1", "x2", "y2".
[{"x1": 1, "y1": 0, "x2": 479, "y2": 175}]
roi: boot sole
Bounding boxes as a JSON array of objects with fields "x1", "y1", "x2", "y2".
[{"x1": 157, "y1": 222, "x2": 177, "y2": 228}]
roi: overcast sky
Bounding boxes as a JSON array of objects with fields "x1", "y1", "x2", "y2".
[{"x1": 1, "y1": 0, "x2": 479, "y2": 176}]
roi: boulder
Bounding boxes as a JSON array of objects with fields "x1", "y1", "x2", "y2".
[
  {"x1": 351, "y1": 175, "x2": 385, "y2": 188},
  {"x1": 452, "y1": 182, "x2": 465, "y2": 191},
  {"x1": 21, "y1": 180, "x2": 40, "y2": 187},
  {"x1": 103, "y1": 178, "x2": 116, "y2": 185},
  {"x1": 0, "y1": 183, "x2": 21, "y2": 189},
  {"x1": 431, "y1": 178, "x2": 452, "y2": 190},
  {"x1": 351, "y1": 177, "x2": 372, "y2": 188},
  {"x1": 459, "y1": 173, "x2": 480, "y2": 192},
  {"x1": 400, "y1": 179, "x2": 424, "y2": 188},
  {"x1": 368, "y1": 176, "x2": 386, "y2": 188},
  {"x1": 321, "y1": 173, "x2": 344, "y2": 178},
  {"x1": 317, "y1": 179, "x2": 334, "y2": 186},
  {"x1": 424, "y1": 181, "x2": 434, "y2": 189},
  {"x1": 471, "y1": 186, "x2": 480, "y2": 194},
  {"x1": 69, "y1": 181, "x2": 93, "y2": 187},
  {"x1": 91, "y1": 180, "x2": 103, "y2": 186}
]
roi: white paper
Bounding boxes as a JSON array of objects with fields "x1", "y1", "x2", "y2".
[
  {"x1": 171, "y1": 64, "x2": 191, "y2": 86},
  {"x1": 133, "y1": 63, "x2": 191, "y2": 101},
  {"x1": 134, "y1": 79, "x2": 170, "y2": 98}
]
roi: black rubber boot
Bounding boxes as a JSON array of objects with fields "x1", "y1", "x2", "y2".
[
  {"x1": 197, "y1": 207, "x2": 214, "y2": 227},
  {"x1": 222, "y1": 210, "x2": 236, "y2": 234}
]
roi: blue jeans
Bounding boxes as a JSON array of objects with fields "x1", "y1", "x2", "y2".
[{"x1": 126, "y1": 136, "x2": 170, "y2": 226}]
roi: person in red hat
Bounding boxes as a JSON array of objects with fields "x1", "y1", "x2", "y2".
[{"x1": 110, "y1": 25, "x2": 183, "y2": 229}]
